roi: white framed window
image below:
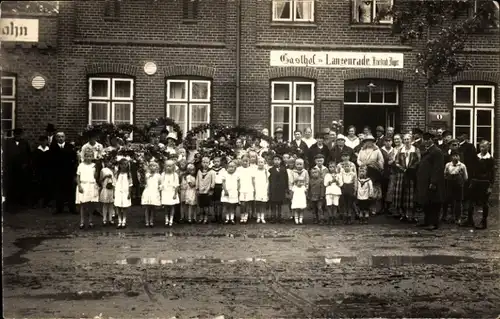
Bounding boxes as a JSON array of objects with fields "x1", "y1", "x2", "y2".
[
  {"x1": 272, "y1": 0, "x2": 315, "y2": 22},
  {"x1": 271, "y1": 80, "x2": 315, "y2": 141},
  {"x1": 344, "y1": 80, "x2": 399, "y2": 105},
  {"x1": 472, "y1": 0, "x2": 500, "y2": 28},
  {"x1": 166, "y1": 79, "x2": 212, "y2": 137},
  {"x1": 1, "y1": 76, "x2": 16, "y2": 136},
  {"x1": 88, "y1": 77, "x2": 134, "y2": 126},
  {"x1": 453, "y1": 84, "x2": 496, "y2": 154},
  {"x1": 352, "y1": 0, "x2": 393, "y2": 24}
]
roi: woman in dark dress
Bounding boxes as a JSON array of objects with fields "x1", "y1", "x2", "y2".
[{"x1": 268, "y1": 154, "x2": 289, "y2": 222}]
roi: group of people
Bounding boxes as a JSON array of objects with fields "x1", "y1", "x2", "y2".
[{"x1": 1, "y1": 122, "x2": 495, "y2": 231}]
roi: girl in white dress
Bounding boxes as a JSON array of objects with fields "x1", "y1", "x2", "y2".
[
  {"x1": 221, "y1": 161, "x2": 239, "y2": 224},
  {"x1": 324, "y1": 161, "x2": 343, "y2": 225},
  {"x1": 238, "y1": 156, "x2": 255, "y2": 223},
  {"x1": 76, "y1": 149, "x2": 100, "y2": 229},
  {"x1": 254, "y1": 157, "x2": 269, "y2": 223},
  {"x1": 99, "y1": 159, "x2": 115, "y2": 226},
  {"x1": 291, "y1": 178, "x2": 307, "y2": 225},
  {"x1": 142, "y1": 161, "x2": 162, "y2": 227},
  {"x1": 161, "y1": 159, "x2": 180, "y2": 227},
  {"x1": 182, "y1": 163, "x2": 198, "y2": 223},
  {"x1": 114, "y1": 158, "x2": 133, "y2": 229}
]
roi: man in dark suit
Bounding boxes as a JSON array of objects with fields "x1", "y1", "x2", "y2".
[
  {"x1": 415, "y1": 132, "x2": 445, "y2": 230},
  {"x1": 50, "y1": 132, "x2": 78, "y2": 215},
  {"x1": 46, "y1": 123, "x2": 57, "y2": 147},
  {"x1": 290, "y1": 129, "x2": 309, "y2": 161},
  {"x1": 457, "y1": 132, "x2": 478, "y2": 227},
  {"x1": 375, "y1": 126, "x2": 385, "y2": 148},
  {"x1": 2, "y1": 128, "x2": 31, "y2": 212},
  {"x1": 412, "y1": 128, "x2": 424, "y2": 151},
  {"x1": 329, "y1": 134, "x2": 354, "y2": 164},
  {"x1": 308, "y1": 132, "x2": 330, "y2": 165},
  {"x1": 438, "y1": 130, "x2": 453, "y2": 153}
]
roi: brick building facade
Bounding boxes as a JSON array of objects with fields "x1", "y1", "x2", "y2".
[{"x1": 1, "y1": 0, "x2": 499, "y2": 161}]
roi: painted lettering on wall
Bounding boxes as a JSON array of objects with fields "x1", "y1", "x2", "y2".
[
  {"x1": 271, "y1": 51, "x2": 404, "y2": 69},
  {"x1": 0, "y1": 19, "x2": 39, "y2": 42}
]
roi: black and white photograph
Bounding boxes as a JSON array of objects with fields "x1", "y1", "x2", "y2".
[{"x1": 1, "y1": 0, "x2": 499, "y2": 317}]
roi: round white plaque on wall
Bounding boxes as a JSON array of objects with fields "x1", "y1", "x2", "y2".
[
  {"x1": 32, "y1": 75, "x2": 46, "y2": 90},
  {"x1": 144, "y1": 62, "x2": 157, "y2": 76}
]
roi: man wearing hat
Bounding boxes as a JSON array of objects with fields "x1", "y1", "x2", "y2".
[
  {"x1": 308, "y1": 132, "x2": 330, "y2": 166},
  {"x1": 438, "y1": 130, "x2": 453, "y2": 153},
  {"x1": 457, "y1": 132, "x2": 478, "y2": 227},
  {"x1": 329, "y1": 134, "x2": 354, "y2": 164},
  {"x1": 273, "y1": 127, "x2": 285, "y2": 144},
  {"x1": 375, "y1": 126, "x2": 385, "y2": 148},
  {"x1": 3, "y1": 128, "x2": 32, "y2": 212},
  {"x1": 415, "y1": 132, "x2": 445, "y2": 230},
  {"x1": 412, "y1": 128, "x2": 424, "y2": 151},
  {"x1": 45, "y1": 123, "x2": 57, "y2": 146}
]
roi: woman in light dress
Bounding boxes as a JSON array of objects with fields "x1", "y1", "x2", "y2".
[{"x1": 76, "y1": 149, "x2": 100, "y2": 229}]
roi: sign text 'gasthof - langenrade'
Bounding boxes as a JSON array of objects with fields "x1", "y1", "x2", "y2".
[
  {"x1": 270, "y1": 51, "x2": 404, "y2": 69},
  {"x1": 0, "y1": 18, "x2": 39, "y2": 42}
]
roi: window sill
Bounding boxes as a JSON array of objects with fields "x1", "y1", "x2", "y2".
[
  {"x1": 271, "y1": 22, "x2": 317, "y2": 28},
  {"x1": 103, "y1": 16, "x2": 120, "y2": 22},
  {"x1": 350, "y1": 23, "x2": 392, "y2": 30},
  {"x1": 183, "y1": 19, "x2": 198, "y2": 25}
]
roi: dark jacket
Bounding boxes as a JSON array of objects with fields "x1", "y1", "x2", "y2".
[
  {"x1": 289, "y1": 139, "x2": 309, "y2": 160},
  {"x1": 308, "y1": 143, "x2": 330, "y2": 165},
  {"x1": 268, "y1": 166, "x2": 288, "y2": 203},
  {"x1": 458, "y1": 141, "x2": 477, "y2": 177},
  {"x1": 472, "y1": 154, "x2": 495, "y2": 184},
  {"x1": 415, "y1": 144, "x2": 445, "y2": 205},
  {"x1": 329, "y1": 145, "x2": 354, "y2": 165},
  {"x1": 375, "y1": 135, "x2": 385, "y2": 148},
  {"x1": 50, "y1": 142, "x2": 78, "y2": 183}
]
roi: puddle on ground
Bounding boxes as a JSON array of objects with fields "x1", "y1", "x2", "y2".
[
  {"x1": 371, "y1": 255, "x2": 488, "y2": 267},
  {"x1": 306, "y1": 247, "x2": 322, "y2": 253},
  {"x1": 23, "y1": 291, "x2": 133, "y2": 301},
  {"x1": 4, "y1": 235, "x2": 68, "y2": 266},
  {"x1": 116, "y1": 257, "x2": 268, "y2": 265}
]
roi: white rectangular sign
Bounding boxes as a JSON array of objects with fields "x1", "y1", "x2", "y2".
[
  {"x1": 1, "y1": 18, "x2": 39, "y2": 42},
  {"x1": 270, "y1": 50, "x2": 404, "y2": 69}
]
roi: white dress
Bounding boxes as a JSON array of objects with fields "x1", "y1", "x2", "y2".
[
  {"x1": 114, "y1": 173, "x2": 133, "y2": 208},
  {"x1": 291, "y1": 185, "x2": 307, "y2": 209},
  {"x1": 76, "y1": 163, "x2": 99, "y2": 204},
  {"x1": 221, "y1": 172, "x2": 239, "y2": 204},
  {"x1": 238, "y1": 166, "x2": 255, "y2": 202},
  {"x1": 141, "y1": 173, "x2": 162, "y2": 206},
  {"x1": 253, "y1": 168, "x2": 269, "y2": 202},
  {"x1": 99, "y1": 167, "x2": 115, "y2": 203},
  {"x1": 161, "y1": 172, "x2": 180, "y2": 205}
]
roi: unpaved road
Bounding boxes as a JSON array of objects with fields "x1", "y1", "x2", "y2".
[{"x1": 3, "y1": 208, "x2": 500, "y2": 318}]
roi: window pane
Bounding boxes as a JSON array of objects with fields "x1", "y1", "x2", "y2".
[
  {"x1": 455, "y1": 109, "x2": 471, "y2": 126},
  {"x1": 114, "y1": 80, "x2": 132, "y2": 99},
  {"x1": 356, "y1": 0, "x2": 374, "y2": 23},
  {"x1": 273, "y1": 83, "x2": 290, "y2": 101},
  {"x1": 476, "y1": 87, "x2": 493, "y2": 105},
  {"x1": 454, "y1": 87, "x2": 472, "y2": 105},
  {"x1": 1, "y1": 78, "x2": 14, "y2": 96},
  {"x1": 191, "y1": 104, "x2": 209, "y2": 125},
  {"x1": 91, "y1": 79, "x2": 109, "y2": 98},
  {"x1": 2, "y1": 102, "x2": 13, "y2": 120},
  {"x1": 91, "y1": 103, "x2": 108, "y2": 123},
  {"x1": 295, "y1": 0, "x2": 314, "y2": 21},
  {"x1": 476, "y1": 126, "x2": 493, "y2": 146},
  {"x1": 384, "y1": 91, "x2": 397, "y2": 104},
  {"x1": 371, "y1": 85, "x2": 383, "y2": 103},
  {"x1": 358, "y1": 91, "x2": 370, "y2": 103},
  {"x1": 168, "y1": 81, "x2": 186, "y2": 100},
  {"x1": 344, "y1": 91, "x2": 356, "y2": 103},
  {"x1": 295, "y1": 83, "x2": 313, "y2": 102},
  {"x1": 476, "y1": 109, "x2": 493, "y2": 126},
  {"x1": 274, "y1": 0, "x2": 291, "y2": 19},
  {"x1": 114, "y1": 103, "x2": 132, "y2": 123},
  {"x1": 167, "y1": 104, "x2": 187, "y2": 128},
  {"x1": 376, "y1": 0, "x2": 392, "y2": 22},
  {"x1": 273, "y1": 105, "x2": 290, "y2": 140},
  {"x1": 191, "y1": 81, "x2": 209, "y2": 100},
  {"x1": 455, "y1": 126, "x2": 471, "y2": 138},
  {"x1": 1, "y1": 120, "x2": 13, "y2": 132},
  {"x1": 295, "y1": 106, "x2": 312, "y2": 125}
]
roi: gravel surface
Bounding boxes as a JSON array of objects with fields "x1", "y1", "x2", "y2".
[{"x1": 3, "y1": 207, "x2": 500, "y2": 318}]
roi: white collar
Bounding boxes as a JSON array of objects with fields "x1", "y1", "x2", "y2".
[
  {"x1": 37, "y1": 145, "x2": 49, "y2": 152},
  {"x1": 58, "y1": 142, "x2": 65, "y2": 147},
  {"x1": 477, "y1": 152, "x2": 492, "y2": 159},
  {"x1": 402, "y1": 145, "x2": 415, "y2": 153}
]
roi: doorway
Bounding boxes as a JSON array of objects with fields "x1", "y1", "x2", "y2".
[{"x1": 343, "y1": 105, "x2": 400, "y2": 134}]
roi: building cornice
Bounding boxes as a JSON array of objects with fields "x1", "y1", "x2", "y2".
[{"x1": 73, "y1": 38, "x2": 226, "y2": 48}]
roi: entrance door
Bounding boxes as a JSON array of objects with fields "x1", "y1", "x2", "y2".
[{"x1": 344, "y1": 105, "x2": 399, "y2": 134}]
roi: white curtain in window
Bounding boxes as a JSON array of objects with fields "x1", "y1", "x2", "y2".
[
  {"x1": 114, "y1": 80, "x2": 132, "y2": 99},
  {"x1": 274, "y1": 0, "x2": 288, "y2": 19},
  {"x1": 376, "y1": 0, "x2": 391, "y2": 22},
  {"x1": 295, "y1": 84, "x2": 312, "y2": 102},
  {"x1": 114, "y1": 103, "x2": 131, "y2": 124},
  {"x1": 358, "y1": 0, "x2": 373, "y2": 23},
  {"x1": 191, "y1": 82, "x2": 209, "y2": 100},
  {"x1": 167, "y1": 104, "x2": 187, "y2": 132},
  {"x1": 91, "y1": 102, "x2": 108, "y2": 123},
  {"x1": 295, "y1": 106, "x2": 312, "y2": 132},
  {"x1": 273, "y1": 84, "x2": 290, "y2": 101},
  {"x1": 296, "y1": 0, "x2": 313, "y2": 21},
  {"x1": 91, "y1": 80, "x2": 109, "y2": 98},
  {"x1": 169, "y1": 82, "x2": 186, "y2": 100}
]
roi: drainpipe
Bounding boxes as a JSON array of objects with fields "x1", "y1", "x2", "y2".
[
  {"x1": 235, "y1": 0, "x2": 241, "y2": 126},
  {"x1": 424, "y1": 26, "x2": 430, "y2": 131}
]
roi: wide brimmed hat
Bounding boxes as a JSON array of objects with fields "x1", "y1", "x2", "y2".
[
  {"x1": 45, "y1": 123, "x2": 56, "y2": 133},
  {"x1": 422, "y1": 132, "x2": 435, "y2": 140},
  {"x1": 336, "y1": 134, "x2": 346, "y2": 141},
  {"x1": 362, "y1": 134, "x2": 376, "y2": 142},
  {"x1": 274, "y1": 127, "x2": 284, "y2": 134},
  {"x1": 166, "y1": 131, "x2": 178, "y2": 141}
]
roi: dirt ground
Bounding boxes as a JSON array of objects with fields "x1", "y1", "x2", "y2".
[{"x1": 3, "y1": 207, "x2": 500, "y2": 318}]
